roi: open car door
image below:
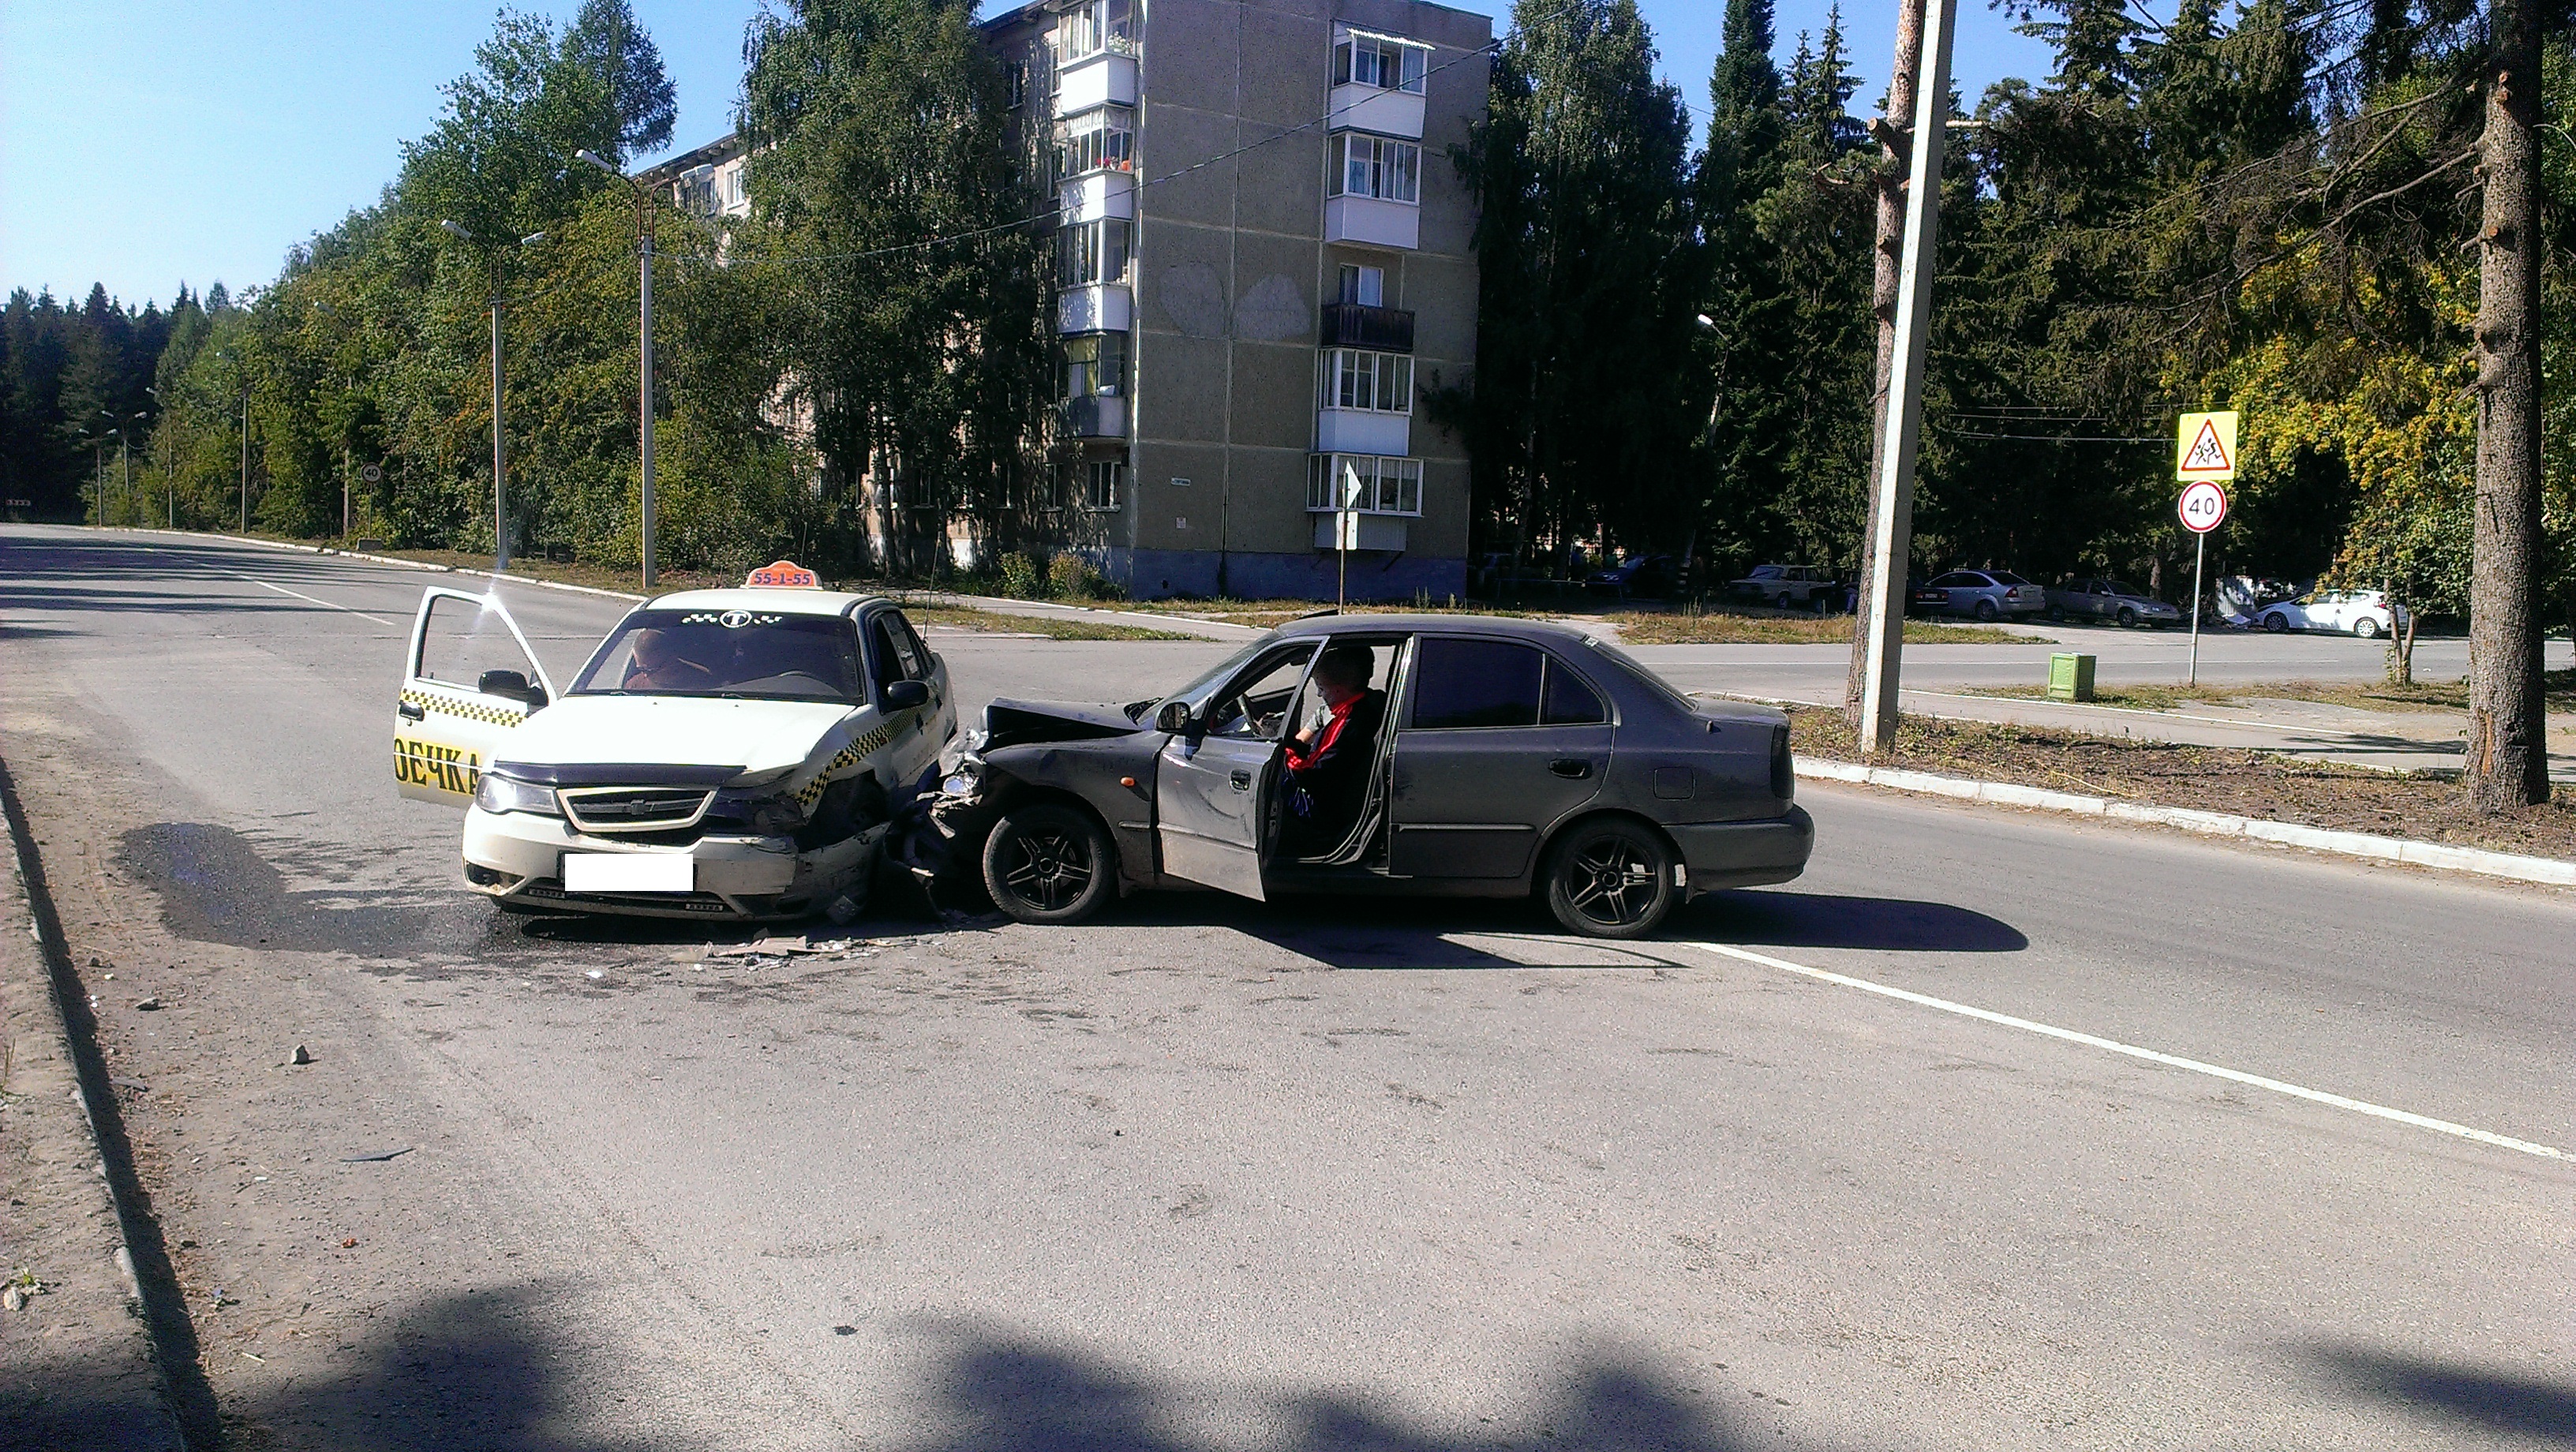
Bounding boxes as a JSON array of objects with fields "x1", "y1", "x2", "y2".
[
  {"x1": 1154, "y1": 641, "x2": 1319, "y2": 900},
  {"x1": 394, "y1": 587, "x2": 558, "y2": 806}
]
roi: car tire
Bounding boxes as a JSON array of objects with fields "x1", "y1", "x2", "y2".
[
  {"x1": 2263, "y1": 612, "x2": 2289, "y2": 633},
  {"x1": 1773, "y1": 592, "x2": 1793, "y2": 612},
  {"x1": 1973, "y1": 599, "x2": 2000, "y2": 622},
  {"x1": 2353, "y1": 616, "x2": 2383, "y2": 639},
  {"x1": 1541, "y1": 818, "x2": 1679, "y2": 940},
  {"x1": 2116, "y1": 606, "x2": 2137, "y2": 628},
  {"x1": 982, "y1": 803, "x2": 1116, "y2": 926}
]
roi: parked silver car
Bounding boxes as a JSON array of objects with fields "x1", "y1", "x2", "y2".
[
  {"x1": 931, "y1": 615, "x2": 1814, "y2": 939},
  {"x1": 2046, "y1": 578, "x2": 2183, "y2": 628},
  {"x1": 1921, "y1": 570, "x2": 2046, "y2": 620},
  {"x1": 1728, "y1": 563, "x2": 1840, "y2": 611}
]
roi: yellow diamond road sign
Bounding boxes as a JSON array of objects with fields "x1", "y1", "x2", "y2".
[{"x1": 2176, "y1": 410, "x2": 2238, "y2": 481}]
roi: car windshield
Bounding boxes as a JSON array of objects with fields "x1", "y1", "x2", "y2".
[
  {"x1": 1748, "y1": 566, "x2": 1783, "y2": 578},
  {"x1": 1156, "y1": 635, "x2": 1272, "y2": 712},
  {"x1": 569, "y1": 608, "x2": 866, "y2": 702}
]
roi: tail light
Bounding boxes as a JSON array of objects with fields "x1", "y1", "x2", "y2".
[{"x1": 1771, "y1": 724, "x2": 1795, "y2": 802}]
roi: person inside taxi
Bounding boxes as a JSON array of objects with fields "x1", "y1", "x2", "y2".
[
  {"x1": 623, "y1": 628, "x2": 719, "y2": 693},
  {"x1": 1281, "y1": 646, "x2": 1385, "y2": 855}
]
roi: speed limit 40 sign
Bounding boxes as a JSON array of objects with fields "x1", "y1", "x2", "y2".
[{"x1": 2178, "y1": 480, "x2": 2228, "y2": 533}]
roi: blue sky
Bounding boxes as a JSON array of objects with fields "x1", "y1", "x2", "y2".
[{"x1": 1, "y1": 0, "x2": 2055, "y2": 309}]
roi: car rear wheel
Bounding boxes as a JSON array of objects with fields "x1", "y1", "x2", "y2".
[
  {"x1": 2353, "y1": 616, "x2": 2383, "y2": 639},
  {"x1": 1973, "y1": 599, "x2": 2000, "y2": 622},
  {"x1": 983, "y1": 803, "x2": 1115, "y2": 925},
  {"x1": 2263, "y1": 612, "x2": 2290, "y2": 633},
  {"x1": 1542, "y1": 818, "x2": 1678, "y2": 939}
]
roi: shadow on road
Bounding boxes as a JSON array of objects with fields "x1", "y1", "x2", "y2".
[
  {"x1": 230, "y1": 1297, "x2": 1813, "y2": 1452},
  {"x1": 1694, "y1": 890, "x2": 2027, "y2": 953},
  {"x1": 2307, "y1": 1345, "x2": 2576, "y2": 1444}
]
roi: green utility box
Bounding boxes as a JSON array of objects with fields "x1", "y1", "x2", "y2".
[{"x1": 2048, "y1": 652, "x2": 2097, "y2": 702}]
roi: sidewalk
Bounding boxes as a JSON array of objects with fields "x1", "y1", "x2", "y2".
[{"x1": 1733, "y1": 683, "x2": 2576, "y2": 783}]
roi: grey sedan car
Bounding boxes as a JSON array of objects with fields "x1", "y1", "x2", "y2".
[
  {"x1": 932, "y1": 615, "x2": 1814, "y2": 938},
  {"x1": 2046, "y1": 578, "x2": 2183, "y2": 628},
  {"x1": 1923, "y1": 569, "x2": 2046, "y2": 620}
]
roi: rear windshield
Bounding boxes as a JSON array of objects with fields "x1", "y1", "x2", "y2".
[
  {"x1": 1578, "y1": 635, "x2": 1691, "y2": 713},
  {"x1": 1990, "y1": 571, "x2": 2034, "y2": 586},
  {"x1": 570, "y1": 608, "x2": 865, "y2": 702}
]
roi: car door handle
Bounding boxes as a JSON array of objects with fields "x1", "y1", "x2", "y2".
[
  {"x1": 397, "y1": 701, "x2": 425, "y2": 721},
  {"x1": 1550, "y1": 758, "x2": 1593, "y2": 780},
  {"x1": 1230, "y1": 769, "x2": 1253, "y2": 791}
]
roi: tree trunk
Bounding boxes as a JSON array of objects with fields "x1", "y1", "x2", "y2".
[
  {"x1": 2465, "y1": 0, "x2": 2548, "y2": 811},
  {"x1": 1844, "y1": 0, "x2": 1927, "y2": 724}
]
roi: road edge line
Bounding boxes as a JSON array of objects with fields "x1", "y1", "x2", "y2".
[
  {"x1": 0, "y1": 753, "x2": 222, "y2": 1448},
  {"x1": 1795, "y1": 756, "x2": 2576, "y2": 887},
  {"x1": 100, "y1": 526, "x2": 649, "y2": 604},
  {"x1": 1688, "y1": 941, "x2": 2569, "y2": 1162}
]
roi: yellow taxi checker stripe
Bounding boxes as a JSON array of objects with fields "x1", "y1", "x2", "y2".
[
  {"x1": 792, "y1": 722, "x2": 900, "y2": 807},
  {"x1": 401, "y1": 688, "x2": 529, "y2": 728}
]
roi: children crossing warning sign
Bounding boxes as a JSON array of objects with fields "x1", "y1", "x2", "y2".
[{"x1": 2175, "y1": 410, "x2": 2238, "y2": 480}]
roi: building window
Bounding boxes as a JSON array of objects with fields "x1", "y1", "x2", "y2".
[
  {"x1": 1054, "y1": 105, "x2": 1136, "y2": 178},
  {"x1": 723, "y1": 166, "x2": 744, "y2": 209},
  {"x1": 1057, "y1": 0, "x2": 1133, "y2": 63},
  {"x1": 1005, "y1": 60, "x2": 1027, "y2": 107},
  {"x1": 1316, "y1": 349, "x2": 1413, "y2": 414},
  {"x1": 1057, "y1": 218, "x2": 1132, "y2": 287},
  {"x1": 1333, "y1": 32, "x2": 1428, "y2": 93},
  {"x1": 1337, "y1": 264, "x2": 1385, "y2": 306},
  {"x1": 1327, "y1": 133, "x2": 1421, "y2": 204},
  {"x1": 1064, "y1": 332, "x2": 1128, "y2": 399},
  {"x1": 1056, "y1": 461, "x2": 1124, "y2": 510},
  {"x1": 1308, "y1": 454, "x2": 1422, "y2": 515}
]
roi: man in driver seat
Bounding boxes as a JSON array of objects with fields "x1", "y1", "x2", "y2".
[{"x1": 1280, "y1": 646, "x2": 1385, "y2": 856}]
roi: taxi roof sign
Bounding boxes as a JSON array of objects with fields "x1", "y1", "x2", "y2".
[{"x1": 744, "y1": 559, "x2": 822, "y2": 589}]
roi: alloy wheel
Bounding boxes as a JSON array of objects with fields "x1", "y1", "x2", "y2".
[
  {"x1": 1002, "y1": 827, "x2": 1093, "y2": 912},
  {"x1": 1563, "y1": 839, "x2": 1657, "y2": 928}
]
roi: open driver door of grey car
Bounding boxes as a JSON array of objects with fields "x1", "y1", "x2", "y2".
[{"x1": 1153, "y1": 641, "x2": 1320, "y2": 900}]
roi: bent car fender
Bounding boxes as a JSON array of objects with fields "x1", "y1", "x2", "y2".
[{"x1": 787, "y1": 708, "x2": 904, "y2": 809}]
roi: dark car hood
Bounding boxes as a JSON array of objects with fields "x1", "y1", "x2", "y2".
[{"x1": 982, "y1": 697, "x2": 1147, "y2": 748}]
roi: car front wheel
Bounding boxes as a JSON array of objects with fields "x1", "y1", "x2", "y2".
[
  {"x1": 1542, "y1": 818, "x2": 1679, "y2": 939},
  {"x1": 2116, "y1": 606, "x2": 2137, "y2": 628},
  {"x1": 2263, "y1": 612, "x2": 2290, "y2": 632},
  {"x1": 2353, "y1": 616, "x2": 2383, "y2": 639},
  {"x1": 983, "y1": 803, "x2": 1116, "y2": 925}
]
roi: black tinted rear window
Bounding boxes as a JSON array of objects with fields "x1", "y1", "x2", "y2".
[
  {"x1": 1542, "y1": 660, "x2": 1607, "y2": 724},
  {"x1": 1411, "y1": 638, "x2": 1542, "y2": 729}
]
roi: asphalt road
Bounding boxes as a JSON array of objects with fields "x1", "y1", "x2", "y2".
[{"x1": 2, "y1": 525, "x2": 2570, "y2": 1452}]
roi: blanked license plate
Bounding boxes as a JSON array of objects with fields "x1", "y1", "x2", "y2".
[{"x1": 562, "y1": 852, "x2": 694, "y2": 894}]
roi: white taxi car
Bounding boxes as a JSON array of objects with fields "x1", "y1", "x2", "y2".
[
  {"x1": 2256, "y1": 588, "x2": 2408, "y2": 639},
  {"x1": 392, "y1": 563, "x2": 954, "y2": 920}
]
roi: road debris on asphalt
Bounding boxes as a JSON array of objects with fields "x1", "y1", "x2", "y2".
[
  {"x1": 290, "y1": 1043, "x2": 314, "y2": 1065},
  {"x1": 339, "y1": 1147, "x2": 414, "y2": 1163}
]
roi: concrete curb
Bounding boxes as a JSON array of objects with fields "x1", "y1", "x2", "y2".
[
  {"x1": 105, "y1": 526, "x2": 650, "y2": 604},
  {"x1": 1796, "y1": 757, "x2": 2576, "y2": 888}
]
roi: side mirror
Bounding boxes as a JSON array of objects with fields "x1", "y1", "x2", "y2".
[
  {"x1": 478, "y1": 669, "x2": 546, "y2": 711},
  {"x1": 882, "y1": 679, "x2": 930, "y2": 710},
  {"x1": 1154, "y1": 699, "x2": 1196, "y2": 734}
]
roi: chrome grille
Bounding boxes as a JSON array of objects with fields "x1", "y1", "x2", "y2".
[{"x1": 559, "y1": 787, "x2": 715, "y2": 835}]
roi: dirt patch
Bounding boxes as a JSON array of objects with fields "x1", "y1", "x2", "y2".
[
  {"x1": 1971, "y1": 668, "x2": 2576, "y2": 716},
  {"x1": 1784, "y1": 706, "x2": 2576, "y2": 861}
]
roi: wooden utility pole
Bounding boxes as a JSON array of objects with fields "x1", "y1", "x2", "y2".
[
  {"x1": 1854, "y1": 0, "x2": 1956, "y2": 754},
  {"x1": 1844, "y1": 0, "x2": 1930, "y2": 725},
  {"x1": 2465, "y1": 0, "x2": 2548, "y2": 811}
]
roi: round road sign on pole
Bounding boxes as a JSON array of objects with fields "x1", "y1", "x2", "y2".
[
  {"x1": 361, "y1": 463, "x2": 383, "y2": 484},
  {"x1": 2178, "y1": 480, "x2": 2228, "y2": 533}
]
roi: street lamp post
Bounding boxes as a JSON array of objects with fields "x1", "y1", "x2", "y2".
[
  {"x1": 80, "y1": 429, "x2": 103, "y2": 522},
  {"x1": 577, "y1": 148, "x2": 658, "y2": 588},
  {"x1": 145, "y1": 388, "x2": 174, "y2": 527},
  {"x1": 440, "y1": 222, "x2": 545, "y2": 571},
  {"x1": 102, "y1": 409, "x2": 146, "y2": 522}
]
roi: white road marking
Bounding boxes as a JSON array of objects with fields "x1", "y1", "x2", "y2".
[
  {"x1": 236, "y1": 576, "x2": 399, "y2": 626},
  {"x1": 1688, "y1": 940, "x2": 2568, "y2": 1162}
]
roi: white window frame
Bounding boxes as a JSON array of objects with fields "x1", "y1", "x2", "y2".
[
  {"x1": 1337, "y1": 264, "x2": 1385, "y2": 306},
  {"x1": 1076, "y1": 460, "x2": 1124, "y2": 511},
  {"x1": 1307, "y1": 454, "x2": 1422, "y2": 516},
  {"x1": 1333, "y1": 32, "x2": 1428, "y2": 93},
  {"x1": 1316, "y1": 348, "x2": 1413, "y2": 415},
  {"x1": 1056, "y1": 0, "x2": 1133, "y2": 63},
  {"x1": 1326, "y1": 132, "x2": 1421, "y2": 204},
  {"x1": 1054, "y1": 105, "x2": 1136, "y2": 179},
  {"x1": 1063, "y1": 332, "x2": 1128, "y2": 400},
  {"x1": 1057, "y1": 217, "x2": 1132, "y2": 288}
]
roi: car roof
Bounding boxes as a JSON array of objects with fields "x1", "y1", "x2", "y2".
[
  {"x1": 639, "y1": 588, "x2": 887, "y2": 617},
  {"x1": 1273, "y1": 612, "x2": 1595, "y2": 645}
]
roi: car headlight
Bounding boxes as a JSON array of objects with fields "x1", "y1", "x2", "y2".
[
  {"x1": 474, "y1": 773, "x2": 560, "y2": 817},
  {"x1": 708, "y1": 791, "x2": 804, "y2": 835}
]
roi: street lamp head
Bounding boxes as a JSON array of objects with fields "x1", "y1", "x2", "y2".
[
  {"x1": 440, "y1": 219, "x2": 474, "y2": 241},
  {"x1": 520, "y1": 230, "x2": 548, "y2": 246},
  {"x1": 575, "y1": 148, "x2": 612, "y2": 172}
]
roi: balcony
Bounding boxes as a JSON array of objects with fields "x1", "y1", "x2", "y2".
[
  {"x1": 1315, "y1": 410, "x2": 1408, "y2": 455},
  {"x1": 1059, "y1": 284, "x2": 1133, "y2": 335},
  {"x1": 1324, "y1": 195, "x2": 1419, "y2": 251},
  {"x1": 1063, "y1": 395, "x2": 1129, "y2": 440},
  {"x1": 1057, "y1": 50, "x2": 1138, "y2": 113},
  {"x1": 1320, "y1": 302, "x2": 1413, "y2": 352},
  {"x1": 1327, "y1": 83, "x2": 1424, "y2": 139},
  {"x1": 1058, "y1": 171, "x2": 1135, "y2": 224},
  {"x1": 1315, "y1": 513, "x2": 1410, "y2": 552}
]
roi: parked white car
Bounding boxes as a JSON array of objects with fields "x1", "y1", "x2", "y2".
[
  {"x1": 2256, "y1": 588, "x2": 2408, "y2": 639},
  {"x1": 392, "y1": 565, "x2": 956, "y2": 920}
]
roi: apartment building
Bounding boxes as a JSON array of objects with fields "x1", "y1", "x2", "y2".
[{"x1": 647, "y1": 0, "x2": 1488, "y2": 601}]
